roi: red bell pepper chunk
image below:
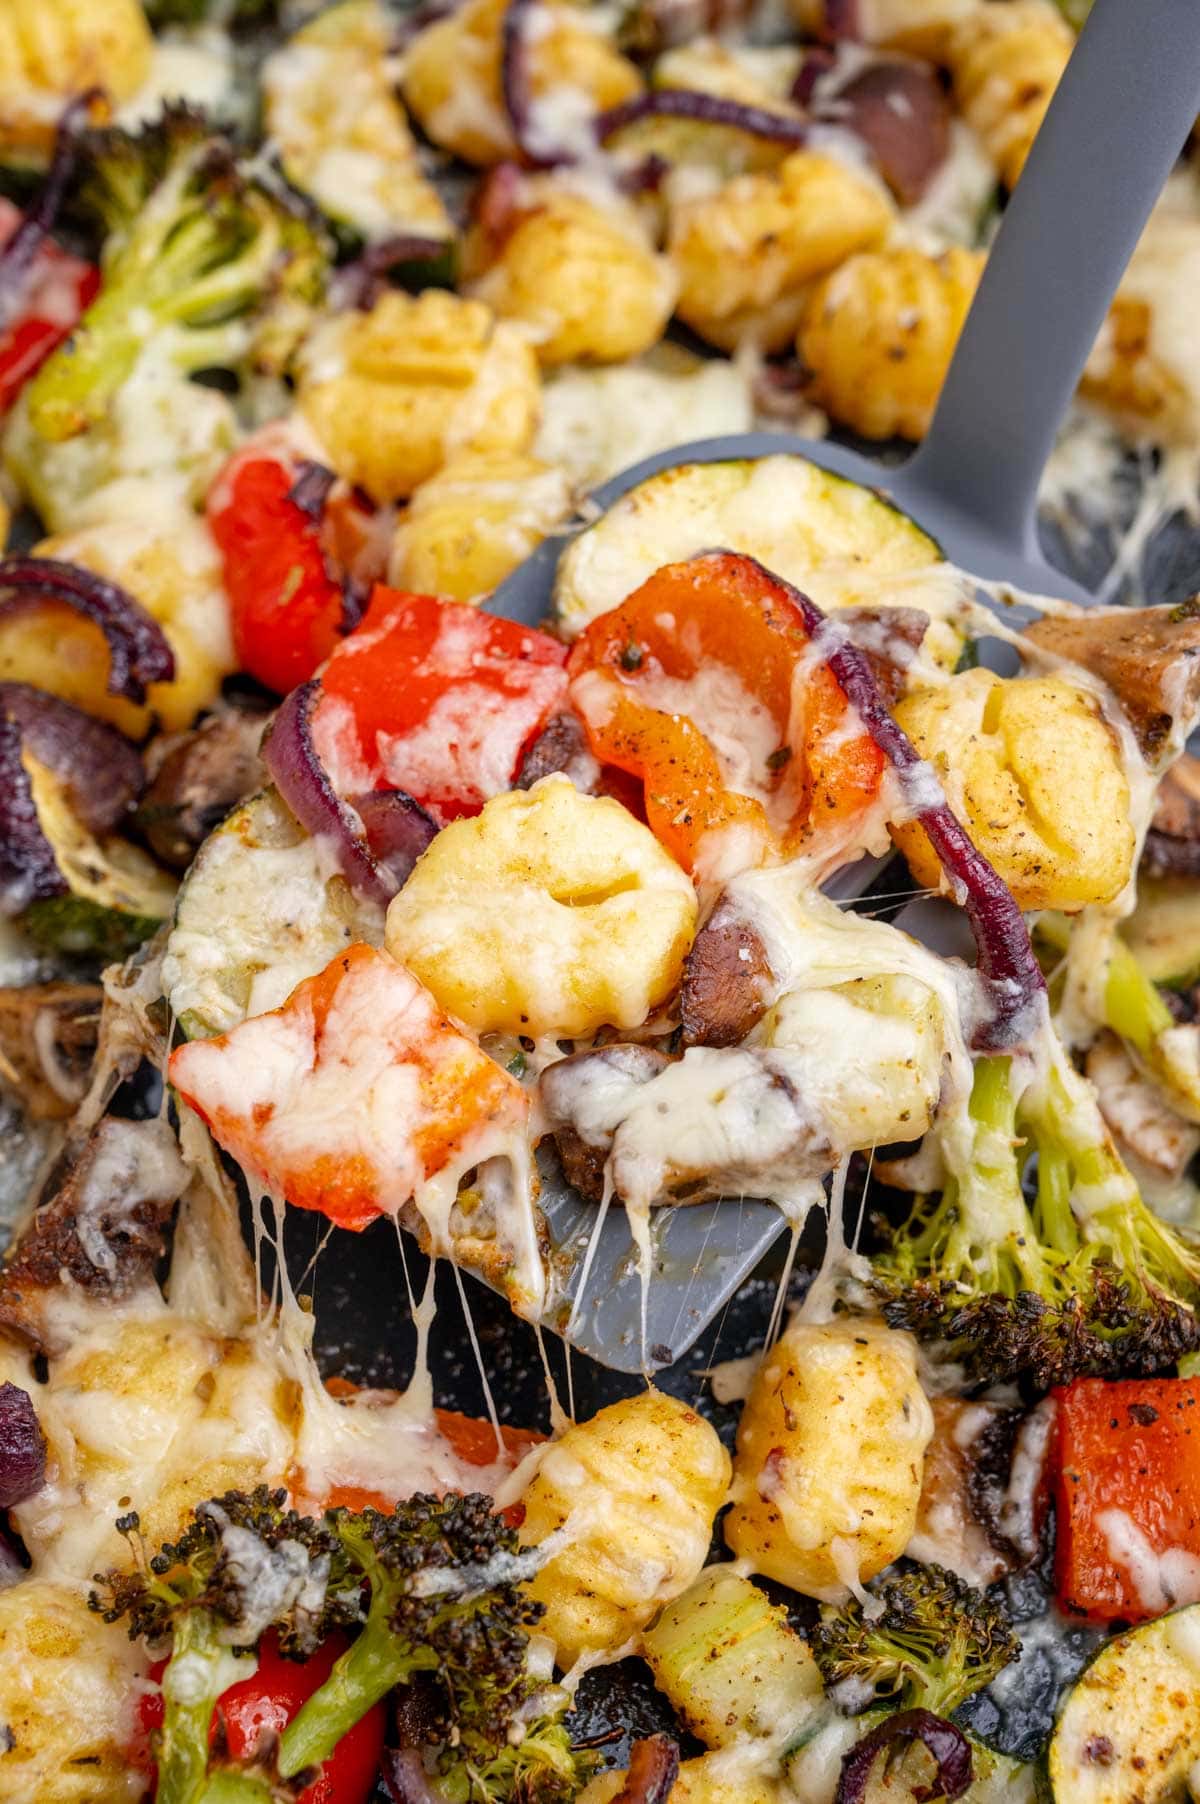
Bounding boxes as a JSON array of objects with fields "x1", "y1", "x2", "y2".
[
  {"x1": 312, "y1": 585, "x2": 568, "y2": 822},
  {"x1": 0, "y1": 198, "x2": 100, "y2": 415},
  {"x1": 1052, "y1": 1376, "x2": 1200, "y2": 1623},
  {"x1": 136, "y1": 1632, "x2": 385, "y2": 1804},
  {"x1": 207, "y1": 431, "x2": 360, "y2": 696},
  {"x1": 566, "y1": 550, "x2": 885, "y2": 879}
]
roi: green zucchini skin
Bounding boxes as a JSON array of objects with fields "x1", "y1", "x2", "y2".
[
  {"x1": 1043, "y1": 1603, "x2": 1200, "y2": 1803},
  {"x1": 552, "y1": 452, "x2": 964, "y2": 668}
]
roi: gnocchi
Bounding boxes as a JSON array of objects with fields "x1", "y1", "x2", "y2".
[
  {"x1": 518, "y1": 1388, "x2": 731, "y2": 1664},
  {"x1": 669, "y1": 150, "x2": 893, "y2": 353},
  {"x1": 724, "y1": 1319, "x2": 933, "y2": 1599},
  {"x1": 297, "y1": 289, "x2": 541, "y2": 504},
  {"x1": 947, "y1": 0, "x2": 1074, "y2": 191},
  {"x1": 799, "y1": 245, "x2": 984, "y2": 442},
  {"x1": 385, "y1": 775, "x2": 698, "y2": 1039},
  {"x1": 388, "y1": 452, "x2": 573, "y2": 602},
  {"x1": 893, "y1": 668, "x2": 1137, "y2": 911},
  {"x1": 0, "y1": 512, "x2": 234, "y2": 737},
  {"x1": 0, "y1": 0, "x2": 152, "y2": 159},
  {"x1": 579, "y1": 1755, "x2": 781, "y2": 1803},
  {"x1": 467, "y1": 187, "x2": 677, "y2": 367},
  {"x1": 0, "y1": 1579, "x2": 150, "y2": 1804},
  {"x1": 403, "y1": 0, "x2": 642, "y2": 167}
]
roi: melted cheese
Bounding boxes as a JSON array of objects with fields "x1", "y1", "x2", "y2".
[
  {"x1": 1097, "y1": 1510, "x2": 1200, "y2": 1616},
  {"x1": 534, "y1": 355, "x2": 754, "y2": 491}
]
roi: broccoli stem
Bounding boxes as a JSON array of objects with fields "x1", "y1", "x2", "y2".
[
  {"x1": 157, "y1": 1611, "x2": 246, "y2": 1804},
  {"x1": 1104, "y1": 936, "x2": 1176, "y2": 1055},
  {"x1": 276, "y1": 1614, "x2": 434, "y2": 1778}
]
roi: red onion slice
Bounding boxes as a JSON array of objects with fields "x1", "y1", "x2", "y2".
[
  {"x1": 792, "y1": 46, "x2": 837, "y2": 106},
  {"x1": 0, "y1": 716, "x2": 68, "y2": 916},
  {"x1": 0, "y1": 683, "x2": 143, "y2": 834},
  {"x1": 835, "y1": 1709, "x2": 974, "y2": 1804},
  {"x1": 0, "y1": 92, "x2": 95, "y2": 334},
  {"x1": 263, "y1": 681, "x2": 393, "y2": 906},
  {"x1": 351, "y1": 790, "x2": 438, "y2": 891},
  {"x1": 0, "y1": 557, "x2": 175, "y2": 704},
  {"x1": 0, "y1": 1380, "x2": 47, "y2": 1507},
  {"x1": 330, "y1": 236, "x2": 454, "y2": 311},
  {"x1": 737, "y1": 556, "x2": 1046, "y2": 1049},
  {"x1": 500, "y1": 0, "x2": 573, "y2": 165},
  {"x1": 822, "y1": 0, "x2": 861, "y2": 38},
  {"x1": 286, "y1": 460, "x2": 337, "y2": 521},
  {"x1": 597, "y1": 87, "x2": 809, "y2": 146}
]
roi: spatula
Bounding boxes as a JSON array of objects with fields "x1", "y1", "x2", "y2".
[{"x1": 485, "y1": 0, "x2": 1200, "y2": 1372}]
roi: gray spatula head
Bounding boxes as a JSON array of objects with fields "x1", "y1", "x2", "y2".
[{"x1": 469, "y1": 0, "x2": 1200, "y2": 1372}]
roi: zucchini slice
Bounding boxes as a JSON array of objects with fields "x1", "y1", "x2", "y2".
[
  {"x1": 162, "y1": 787, "x2": 385, "y2": 1040},
  {"x1": 1046, "y1": 1604, "x2": 1200, "y2": 1803},
  {"x1": 21, "y1": 759, "x2": 177, "y2": 961},
  {"x1": 553, "y1": 453, "x2": 962, "y2": 665},
  {"x1": 1123, "y1": 877, "x2": 1200, "y2": 989}
]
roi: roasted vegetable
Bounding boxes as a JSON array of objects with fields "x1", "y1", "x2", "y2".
[
  {"x1": 874, "y1": 1044, "x2": 1200, "y2": 1386},
  {"x1": 25, "y1": 107, "x2": 329, "y2": 443}
]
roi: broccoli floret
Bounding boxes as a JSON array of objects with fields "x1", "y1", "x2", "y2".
[
  {"x1": 872, "y1": 1040, "x2": 1200, "y2": 1387},
  {"x1": 809, "y1": 1564, "x2": 1019, "y2": 1719},
  {"x1": 25, "y1": 105, "x2": 328, "y2": 442},
  {"x1": 93, "y1": 1486, "x2": 588, "y2": 1804}
]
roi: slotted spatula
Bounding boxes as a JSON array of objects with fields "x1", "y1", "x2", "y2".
[{"x1": 483, "y1": 0, "x2": 1200, "y2": 1371}]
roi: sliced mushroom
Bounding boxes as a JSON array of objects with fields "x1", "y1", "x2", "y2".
[
  {"x1": 515, "y1": 710, "x2": 601, "y2": 792},
  {"x1": 680, "y1": 893, "x2": 775, "y2": 1048},
  {"x1": 1023, "y1": 599, "x2": 1200, "y2": 761},
  {"x1": 0, "y1": 1116, "x2": 189, "y2": 1354},
  {"x1": 540, "y1": 1043, "x2": 673, "y2": 1202},
  {"x1": 137, "y1": 705, "x2": 269, "y2": 870},
  {"x1": 1142, "y1": 753, "x2": 1200, "y2": 876},
  {"x1": 0, "y1": 982, "x2": 101, "y2": 1121},
  {"x1": 906, "y1": 1397, "x2": 1021, "y2": 1587}
]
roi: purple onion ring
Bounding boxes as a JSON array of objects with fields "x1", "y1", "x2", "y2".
[
  {"x1": 836, "y1": 1709, "x2": 974, "y2": 1804},
  {"x1": 286, "y1": 460, "x2": 337, "y2": 522},
  {"x1": 500, "y1": 0, "x2": 569, "y2": 165},
  {"x1": 0, "y1": 91, "x2": 96, "y2": 334},
  {"x1": 0, "y1": 557, "x2": 174, "y2": 704},
  {"x1": 0, "y1": 715, "x2": 68, "y2": 916},
  {"x1": 351, "y1": 790, "x2": 438, "y2": 892},
  {"x1": 0, "y1": 682, "x2": 143, "y2": 834},
  {"x1": 262, "y1": 681, "x2": 393, "y2": 906},
  {"x1": 0, "y1": 1380, "x2": 48, "y2": 1507},
  {"x1": 822, "y1": 0, "x2": 861, "y2": 39},
  {"x1": 728, "y1": 554, "x2": 1047, "y2": 1049},
  {"x1": 596, "y1": 87, "x2": 809, "y2": 147}
]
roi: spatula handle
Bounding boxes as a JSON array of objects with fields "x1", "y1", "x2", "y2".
[{"x1": 900, "y1": 0, "x2": 1200, "y2": 559}]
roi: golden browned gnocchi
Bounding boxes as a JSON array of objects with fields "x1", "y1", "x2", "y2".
[
  {"x1": 724, "y1": 1319, "x2": 933, "y2": 1600},
  {"x1": 402, "y1": 0, "x2": 642, "y2": 167},
  {"x1": 466, "y1": 187, "x2": 677, "y2": 367},
  {"x1": 385, "y1": 775, "x2": 698, "y2": 1038},
  {"x1": 13, "y1": 1312, "x2": 298, "y2": 1577},
  {"x1": 517, "y1": 1388, "x2": 731, "y2": 1665},
  {"x1": 262, "y1": 0, "x2": 450, "y2": 243},
  {"x1": 0, "y1": 512, "x2": 233, "y2": 737},
  {"x1": 388, "y1": 452, "x2": 572, "y2": 601},
  {"x1": 947, "y1": 0, "x2": 1074, "y2": 191},
  {"x1": 297, "y1": 289, "x2": 541, "y2": 504},
  {"x1": 893, "y1": 668, "x2": 1137, "y2": 911},
  {"x1": 0, "y1": 1579, "x2": 150, "y2": 1804},
  {"x1": 799, "y1": 245, "x2": 984, "y2": 442},
  {"x1": 1080, "y1": 210, "x2": 1200, "y2": 446},
  {"x1": 0, "y1": 0, "x2": 152, "y2": 159},
  {"x1": 818, "y1": 0, "x2": 980, "y2": 59},
  {"x1": 668, "y1": 150, "x2": 894, "y2": 353}
]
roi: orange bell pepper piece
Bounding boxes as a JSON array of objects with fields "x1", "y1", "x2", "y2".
[
  {"x1": 170, "y1": 944, "x2": 529, "y2": 1233},
  {"x1": 566, "y1": 551, "x2": 884, "y2": 877}
]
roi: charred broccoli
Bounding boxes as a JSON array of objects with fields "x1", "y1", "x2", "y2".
[
  {"x1": 809, "y1": 1563, "x2": 1020, "y2": 1719},
  {"x1": 92, "y1": 1485, "x2": 588, "y2": 1804},
  {"x1": 872, "y1": 1042, "x2": 1200, "y2": 1387},
  {"x1": 25, "y1": 105, "x2": 328, "y2": 442}
]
